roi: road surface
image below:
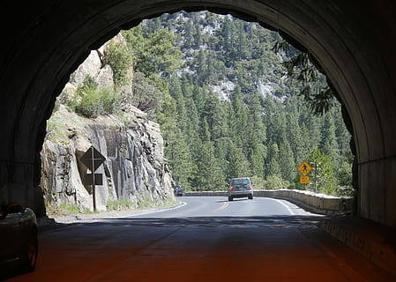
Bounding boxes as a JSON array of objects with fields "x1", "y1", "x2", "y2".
[
  {"x1": 4, "y1": 196, "x2": 394, "y2": 281},
  {"x1": 135, "y1": 196, "x2": 311, "y2": 218}
]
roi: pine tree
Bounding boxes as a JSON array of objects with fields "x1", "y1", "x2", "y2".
[
  {"x1": 308, "y1": 149, "x2": 338, "y2": 195},
  {"x1": 334, "y1": 107, "x2": 350, "y2": 156},
  {"x1": 230, "y1": 86, "x2": 249, "y2": 152},
  {"x1": 320, "y1": 111, "x2": 338, "y2": 163},
  {"x1": 157, "y1": 91, "x2": 195, "y2": 190},
  {"x1": 194, "y1": 118, "x2": 225, "y2": 190},
  {"x1": 237, "y1": 22, "x2": 250, "y2": 60},
  {"x1": 184, "y1": 20, "x2": 195, "y2": 49},
  {"x1": 246, "y1": 92, "x2": 267, "y2": 177},
  {"x1": 194, "y1": 24, "x2": 203, "y2": 49},
  {"x1": 214, "y1": 138, "x2": 231, "y2": 178},
  {"x1": 183, "y1": 96, "x2": 201, "y2": 158},
  {"x1": 278, "y1": 141, "x2": 296, "y2": 181},
  {"x1": 196, "y1": 50, "x2": 208, "y2": 85},
  {"x1": 218, "y1": 16, "x2": 234, "y2": 67},
  {"x1": 227, "y1": 142, "x2": 250, "y2": 178},
  {"x1": 121, "y1": 11, "x2": 353, "y2": 193},
  {"x1": 203, "y1": 93, "x2": 228, "y2": 140},
  {"x1": 285, "y1": 98, "x2": 304, "y2": 163},
  {"x1": 169, "y1": 77, "x2": 187, "y2": 131},
  {"x1": 267, "y1": 143, "x2": 281, "y2": 177}
]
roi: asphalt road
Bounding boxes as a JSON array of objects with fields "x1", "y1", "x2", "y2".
[
  {"x1": 134, "y1": 196, "x2": 312, "y2": 218},
  {"x1": 4, "y1": 196, "x2": 394, "y2": 281}
]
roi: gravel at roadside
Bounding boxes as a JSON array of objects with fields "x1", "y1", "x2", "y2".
[{"x1": 37, "y1": 200, "x2": 185, "y2": 229}]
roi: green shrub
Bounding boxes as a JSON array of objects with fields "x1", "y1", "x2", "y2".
[
  {"x1": 307, "y1": 149, "x2": 338, "y2": 195},
  {"x1": 337, "y1": 186, "x2": 354, "y2": 197},
  {"x1": 264, "y1": 175, "x2": 290, "y2": 190},
  {"x1": 68, "y1": 76, "x2": 120, "y2": 118},
  {"x1": 250, "y1": 176, "x2": 266, "y2": 189},
  {"x1": 137, "y1": 196, "x2": 178, "y2": 209},
  {"x1": 337, "y1": 160, "x2": 352, "y2": 187},
  {"x1": 287, "y1": 183, "x2": 296, "y2": 189},
  {"x1": 103, "y1": 42, "x2": 133, "y2": 86},
  {"x1": 58, "y1": 203, "x2": 92, "y2": 214},
  {"x1": 130, "y1": 72, "x2": 163, "y2": 115},
  {"x1": 106, "y1": 199, "x2": 136, "y2": 211},
  {"x1": 107, "y1": 196, "x2": 178, "y2": 211}
]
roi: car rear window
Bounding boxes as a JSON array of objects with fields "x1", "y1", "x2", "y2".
[{"x1": 231, "y1": 178, "x2": 250, "y2": 185}]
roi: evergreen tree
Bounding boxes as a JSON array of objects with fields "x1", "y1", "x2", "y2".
[
  {"x1": 228, "y1": 142, "x2": 250, "y2": 178},
  {"x1": 121, "y1": 11, "x2": 353, "y2": 195},
  {"x1": 237, "y1": 22, "x2": 250, "y2": 60},
  {"x1": 157, "y1": 91, "x2": 195, "y2": 190},
  {"x1": 285, "y1": 99, "x2": 304, "y2": 163},
  {"x1": 184, "y1": 20, "x2": 195, "y2": 49},
  {"x1": 278, "y1": 141, "x2": 296, "y2": 181},
  {"x1": 194, "y1": 118, "x2": 225, "y2": 190},
  {"x1": 183, "y1": 96, "x2": 201, "y2": 160},
  {"x1": 308, "y1": 149, "x2": 338, "y2": 195},
  {"x1": 194, "y1": 24, "x2": 203, "y2": 48},
  {"x1": 267, "y1": 143, "x2": 281, "y2": 177},
  {"x1": 246, "y1": 92, "x2": 267, "y2": 177},
  {"x1": 203, "y1": 93, "x2": 228, "y2": 140},
  {"x1": 230, "y1": 86, "x2": 249, "y2": 152},
  {"x1": 320, "y1": 111, "x2": 338, "y2": 163}
]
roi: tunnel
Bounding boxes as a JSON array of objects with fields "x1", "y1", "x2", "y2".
[{"x1": 0, "y1": 0, "x2": 395, "y2": 228}]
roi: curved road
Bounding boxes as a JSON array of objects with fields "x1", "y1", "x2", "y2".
[
  {"x1": 134, "y1": 196, "x2": 311, "y2": 218},
  {"x1": 4, "y1": 196, "x2": 394, "y2": 282}
]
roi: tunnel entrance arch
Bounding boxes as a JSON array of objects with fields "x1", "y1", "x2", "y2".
[{"x1": 1, "y1": 0, "x2": 395, "y2": 227}]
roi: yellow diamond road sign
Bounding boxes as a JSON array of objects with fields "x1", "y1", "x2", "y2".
[
  {"x1": 298, "y1": 161, "x2": 313, "y2": 175},
  {"x1": 299, "y1": 175, "x2": 310, "y2": 185}
]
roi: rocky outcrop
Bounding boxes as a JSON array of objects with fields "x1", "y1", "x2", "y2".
[
  {"x1": 41, "y1": 33, "x2": 174, "y2": 212},
  {"x1": 41, "y1": 105, "x2": 174, "y2": 212}
]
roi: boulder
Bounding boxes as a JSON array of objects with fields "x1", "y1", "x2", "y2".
[
  {"x1": 95, "y1": 65, "x2": 114, "y2": 89},
  {"x1": 70, "y1": 50, "x2": 102, "y2": 86},
  {"x1": 58, "y1": 82, "x2": 77, "y2": 105}
]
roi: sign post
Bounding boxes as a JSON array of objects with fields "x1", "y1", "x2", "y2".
[
  {"x1": 312, "y1": 162, "x2": 318, "y2": 193},
  {"x1": 80, "y1": 146, "x2": 106, "y2": 212}
]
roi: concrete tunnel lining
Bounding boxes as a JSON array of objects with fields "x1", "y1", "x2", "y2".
[{"x1": 0, "y1": 0, "x2": 395, "y2": 226}]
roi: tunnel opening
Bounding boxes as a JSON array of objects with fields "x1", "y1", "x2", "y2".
[
  {"x1": 40, "y1": 10, "x2": 354, "y2": 219},
  {"x1": 1, "y1": 0, "x2": 395, "y2": 228},
  {"x1": 2, "y1": 2, "x2": 396, "y2": 280}
]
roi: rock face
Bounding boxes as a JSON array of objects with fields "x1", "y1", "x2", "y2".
[
  {"x1": 41, "y1": 106, "x2": 174, "y2": 211},
  {"x1": 70, "y1": 50, "x2": 103, "y2": 86},
  {"x1": 40, "y1": 34, "x2": 174, "y2": 212}
]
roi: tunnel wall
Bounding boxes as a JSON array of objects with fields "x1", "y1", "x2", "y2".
[{"x1": 0, "y1": 0, "x2": 395, "y2": 226}]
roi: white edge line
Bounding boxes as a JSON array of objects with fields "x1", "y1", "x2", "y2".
[
  {"x1": 58, "y1": 201, "x2": 188, "y2": 224},
  {"x1": 123, "y1": 201, "x2": 187, "y2": 218},
  {"x1": 272, "y1": 199, "x2": 295, "y2": 215}
]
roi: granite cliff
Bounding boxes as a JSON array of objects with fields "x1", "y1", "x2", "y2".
[{"x1": 40, "y1": 35, "x2": 174, "y2": 212}]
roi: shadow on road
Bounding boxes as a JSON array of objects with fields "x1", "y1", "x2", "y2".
[
  {"x1": 40, "y1": 215, "x2": 326, "y2": 229},
  {"x1": 0, "y1": 260, "x2": 31, "y2": 281},
  {"x1": 1, "y1": 215, "x2": 325, "y2": 280}
]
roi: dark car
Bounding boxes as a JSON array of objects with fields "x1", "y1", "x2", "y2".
[
  {"x1": 0, "y1": 203, "x2": 38, "y2": 272},
  {"x1": 227, "y1": 177, "x2": 254, "y2": 201},
  {"x1": 174, "y1": 185, "x2": 184, "y2": 196}
]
